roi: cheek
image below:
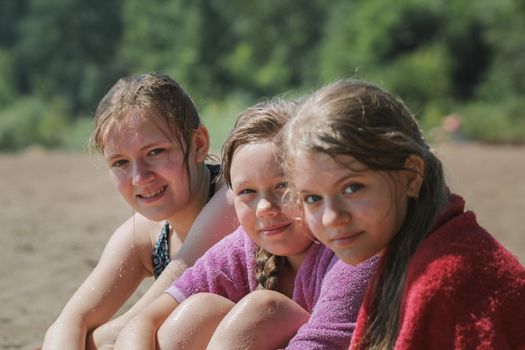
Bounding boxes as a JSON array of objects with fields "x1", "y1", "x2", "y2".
[
  {"x1": 233, "y1": 200, "x2": 255, "y2": 229},
  {"x1": 109, "y1": 170, "x2": 129, "y2": 192},
  {"x1": 392, "y1": 197, "x2": 408, "y2": 232},
  {"x1": 165, "y1": 161, "x2": 187, "y2": 182},
  {"x1": 304, "y1": 209, "x2": 325, "y2": 238}
]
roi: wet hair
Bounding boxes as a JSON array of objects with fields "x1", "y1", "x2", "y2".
[
  {"x1": 221, "y1": 99, "x2": 298, "y2": 291},
  {"x1": 281, "y1": 79, "x2": 449, "y2": 349},
  {"x1": 89, "y1": 72, "x2": 201, "y2": 169}
]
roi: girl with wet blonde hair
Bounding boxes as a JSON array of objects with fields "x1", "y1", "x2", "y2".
[{"x1": 43, "y1": 73, "x2": 237, "y2": 349}]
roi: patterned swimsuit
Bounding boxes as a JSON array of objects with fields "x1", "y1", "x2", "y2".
[{"x1": 152, "y1": 164, "x2": 221, "y2": 279}]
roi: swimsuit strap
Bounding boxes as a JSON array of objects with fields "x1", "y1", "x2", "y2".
[{"x1": 152, "y1": 222, "x2": 170, "y2": 279}]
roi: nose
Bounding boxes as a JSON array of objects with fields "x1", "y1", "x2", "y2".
[
  {"x1": 322, "y1": 199, "x2": 350, "y2": 227},
  {"x1": 131, "y1": 160, "x2": 155, "y2": 186},
  {"x1": 256, "y1": 196, "x2": 280, "y2": 218}
]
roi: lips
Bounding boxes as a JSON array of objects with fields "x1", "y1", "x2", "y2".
[
  {"x1": 258, "y1": 222, "x2": 291, "y2": 236},
  {"x1": 329, "y1": 231, "x2": 364, "y2": 246},
  {"x1": 136, "y1": 185, "x2": 167, "y2": 200}
]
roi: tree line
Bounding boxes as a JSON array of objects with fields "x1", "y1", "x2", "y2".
[{"x1": 1, "y1": 0, "x2": 524, "y2": 150}]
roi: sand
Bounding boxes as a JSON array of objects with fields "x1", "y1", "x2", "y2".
[{"x1": 1, "y1": 142, "x2": 524, "y2": 349}]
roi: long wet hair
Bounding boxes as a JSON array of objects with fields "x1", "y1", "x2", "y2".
[
  {"x1": 281, "y1": 79, "x2": 449, "y2": 349},
  {"x1": 89, "y1": 72, "x2": 203, "y2": 177},
  {"x1": 222, "y1": 99, "x2": 298, "y2": 291}
]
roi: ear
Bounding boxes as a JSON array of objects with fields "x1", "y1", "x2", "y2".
[
  {"x1": 403, "y1": 154, "x2": 425, "y2": 198},
  {"x1": 192, "y1": 125, "x2": 210, "y2": 163}
]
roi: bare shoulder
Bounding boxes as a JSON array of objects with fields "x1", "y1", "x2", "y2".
[{"x1": 113, "y1": 213, "x2": 165, "y2": 249}]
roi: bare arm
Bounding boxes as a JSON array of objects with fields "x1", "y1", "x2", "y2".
[
  {"x1": 42, "y1": 215, "x2": 159, "y2": 350},
  {"x1": 174, "y1": 183, "x2": 237, "y2": 265},
  {"x1": 87, "y1": 257, "x2": 187, "y2": 349},
  {"x1": 89, "y1": 185, "x2": 237, "y2": 348},
  {"x1": 114, "y1": 292, "x2": 179, "y2": 349}
]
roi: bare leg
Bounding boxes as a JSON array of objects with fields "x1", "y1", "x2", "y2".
[
  {"x1": 207, "y1": 290, "x2": 310, "y2": 350},
  {"x1": 157, "y1": 293, "x2": 234, "y2": 350}
]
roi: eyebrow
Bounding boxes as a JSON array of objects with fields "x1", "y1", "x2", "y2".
[
  {"x1": 105, "y1": 141, "x2": 172, "y2": 159},
  {"x1": 298, "y1": 171, "x2": 364, "y2": 194},
  {"x1": 231, "y1": 174, "x2": 285, "y2": 189}
]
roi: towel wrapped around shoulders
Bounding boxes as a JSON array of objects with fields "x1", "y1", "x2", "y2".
[{"x1": 350, "y1": 194, "x2": 525, "y2": 350}]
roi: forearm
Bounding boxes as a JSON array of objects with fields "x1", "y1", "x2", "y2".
[
  {"x1": 114, "y1": 316, "x2": 158, "y2": 350},
  {"x1": 43, "y1": 314, "x2": 88, "y2": 350},
  {"x1": 89, "y1": 261, "x2": 186, "y2": 348},
  {"x1": 114, "y1": 293, "x2": 179, "y2": 350}
]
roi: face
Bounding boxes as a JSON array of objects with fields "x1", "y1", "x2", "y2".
[
  {"x1": 292, "y1": 151, "x2": 411, "y2": 265},
  {"x1": 103, "y1": 111, "x2": 205, "y2": 223},
  {"x1": 230, "y1": 142, "x2": 313, "y2": 260}
]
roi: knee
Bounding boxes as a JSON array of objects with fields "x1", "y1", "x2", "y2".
[
  {"x1": 157, "y1": 293, "x2": 234, "y2": 349},
  {"x1": 181, "y1": 292, "x2": 227, "y2": 307},
  {"x1": 235, "y1": 289, "x2": 287, "y2": 316}
]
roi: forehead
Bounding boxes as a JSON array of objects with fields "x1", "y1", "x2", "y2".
[
  {"x1": 293, "y1": 151, "x2": 364, "y2": 173},
  {"x1": 230, "y1": 142, "x2": 283, "y2": 183},
  {"x1": 102, "y1": 111, "x2": 174, "y2": 155},
  {"x1": 292, "y1": 151, "x2": 367, "y2": 186}
]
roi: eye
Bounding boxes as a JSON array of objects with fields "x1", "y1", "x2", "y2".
[
  {"x1": 148, "y1": 148, "x2": 165, "y2": 157},
  {"x1": 344, "y1": 183, "x2": 363, "y2": 194},
  {"x1": 303, "y1": 194, "x2": 322, "y2": 204},
  {"x1": 275, "y1": 182, "x2": 287, "y2": 191},
  {"x1": 111, "y1": 159, "x2": 128, "y2": 168},
  {"x1": 238, "y1": 188, "x2": 256, "y2": 196}
]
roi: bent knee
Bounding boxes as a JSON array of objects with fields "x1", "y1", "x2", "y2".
[
  {"x1": 235, "y1": 289, "x2": 290, "y2": 315},
  {"x1": 181, "y1": 292, "x2": 234, "y2": 310}
]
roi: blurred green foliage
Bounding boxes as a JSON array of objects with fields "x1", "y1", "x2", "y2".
[{"x1": 0, "y1": 0, "x2": 524, "y2": 151}]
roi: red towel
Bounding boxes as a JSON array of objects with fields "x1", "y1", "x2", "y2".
[{"x1": 350, "y1": 194, "x2": 525, "y2": 349}]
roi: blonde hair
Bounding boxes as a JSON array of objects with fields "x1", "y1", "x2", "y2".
[{"x1": 89, "y1": 72, "x2": 200, "y2": 159}]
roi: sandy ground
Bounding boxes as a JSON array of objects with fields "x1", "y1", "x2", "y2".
[{"x1": 1, "y1": 142, "x2": 524, "y2": 349}]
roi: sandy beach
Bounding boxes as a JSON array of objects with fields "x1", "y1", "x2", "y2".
[{"x1": 1, "y1": 142, "x2": 524, "y2": 349}]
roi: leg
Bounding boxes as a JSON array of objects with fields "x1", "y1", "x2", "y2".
[
  {"x1": 207, "y1": 290, "x2": 310, "y2": 350},
  {"x1": 157, "y1": 293, "x2": 234, "y2": 350}
]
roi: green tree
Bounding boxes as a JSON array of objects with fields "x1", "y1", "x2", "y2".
[
  {"x1": 119, "y1": 0, "x2": 202, "y2": 94},
  {"x1": 318, "y1": 0, "x2": 509, "y2": 113},
  {"x1": 15, "y1": 0, "x2": 124, "y2": 114},
  {"x1": 475, "y1": 0, "x2": 525, "y2": 100},
  {"x1": 218, "y1": 0, "x2": 327, "y2": 97}
]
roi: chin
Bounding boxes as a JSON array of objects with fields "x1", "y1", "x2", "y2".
[
  {"x1": 337, "y1": 251, "x2": 369, "y2": 266},
  {"x1": 140, "y1": 211, "x2": 169, "y2": 222}
]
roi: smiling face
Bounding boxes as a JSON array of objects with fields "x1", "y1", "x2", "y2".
[
  {"x1": 103, "y1": 110, "x2": 205, "y2": 223},
  {"x1": 291, "y1": 151, "x2": 412, "y2": 266},
  {"x1": 230, "y1": 142, "x2": 313, "y2": 261}
]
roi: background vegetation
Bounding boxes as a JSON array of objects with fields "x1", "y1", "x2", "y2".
[{"x1": 1, "y1": 0, "x2": 524, "y2": 152}]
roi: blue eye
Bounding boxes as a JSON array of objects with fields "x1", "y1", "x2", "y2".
[
  {"x1": 344, "y1": 183, "x2": 363, "y2": 194},
  {"x1": 303, "y1": 194, "x2": 322, "y2": 204}
]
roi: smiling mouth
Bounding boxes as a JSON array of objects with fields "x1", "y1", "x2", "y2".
[
  {"x1": 137, "y1": 185, "x2": 167, "y2": 200},
  {"x1": 258, "y1": 222, "x2": 291, "y2": 236}
]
